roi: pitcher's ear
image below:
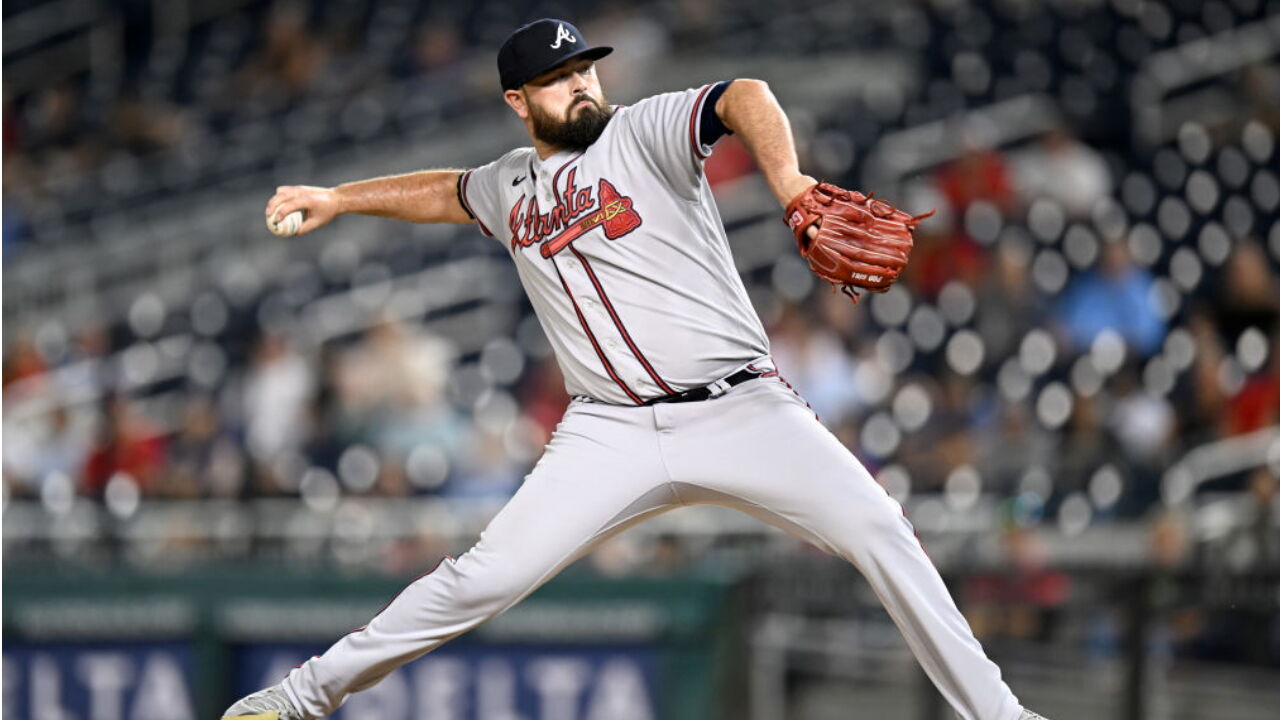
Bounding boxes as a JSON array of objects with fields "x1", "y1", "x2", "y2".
[{"x1": 504, "y1": 89, "x2": 529, "y2": 119}]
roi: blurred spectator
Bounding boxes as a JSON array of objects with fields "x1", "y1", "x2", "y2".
[
  {"x1": 977, "y1": 401, "x2": 1053, "y2": 495},
  {"x1": 1012, "y1": 130, "x2": 1111, "y2": 218},
  {"x1": 915, "y1": 142, "x2": 1016, "y2": 300},
  {"x1": 1177, "y1": 311, "x2": 1231, "y2": 444},
  {"x1": 1109, "y1": 364, "x2": 1175, "y2": 464},
  {"x1": 1055, "y1": 239, "x2": 1165, "y2": 356},
  {"x1": 58, "y1": 321, "x2": 113, "y2": 401},
  {"x1": 1225, "y1": 332, "x2": 1279, "y2": 436},
  {"x1": 906, "y1": 224, "x2": 987, "y2": 301},
  {"x1": 37, "y1": 406, "x2": 95, "y2": 490},
  {"x1": 2, "y1": 405, "x2": 94, "y2": 498},
  {"x1": 1201, "y1": 242, "x2": 1280, "y2": 436},
  {"x1": 334, "y1": 317, "x2": 463, "y2": 464},
  {"x1": 975, "y1": 237, "x2": 1042, "y2": 361},
  {"x1": 448, "y1": 426, "x2": 525, "y2": 503},
  {"x1": 242, "y1": 332, "x2": 313, "y2": 463},
  {"x1": 1056, "y1": 394, "x2": 1124, "y2": 498},
  {"x1": 1211, "y1": 240, "x2": 1280, "y2": 344},
  {"x1": 934, "y1": 143, "x2": 1016, "y2": 217},
  {"x1": 905, "y1": 372, "x2": 983, "y2": 492},
  {"x1": 769, "y1": 303, "x2": 862, "y2": 425},
  {"x1": 963, "y1": 527, "x2": 1070, "y2": 642},
  {"x1": 2, "y1": 330, "x2": 47, "y2": 394},
  {"x1": 165, "y1": 395, "x2": 245, "y2": 499},
  {"x1": 1108, "y1": 366, "x2": 1175, "y2": 510},
  {"x1": 362, "y1": 318, "x2": 454, "y2": 413},
  {"x1": 82, "y1": 395, "x2": 166, "y2": 497}
]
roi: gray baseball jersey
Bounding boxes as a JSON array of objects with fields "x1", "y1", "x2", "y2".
[{"x1": 459, "y1": 85, "x2": 770, "y2": 404}]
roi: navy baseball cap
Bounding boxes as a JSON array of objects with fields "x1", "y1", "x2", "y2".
[{"x1": 498, "y1": 19, "x2": 612, "y2": 90}]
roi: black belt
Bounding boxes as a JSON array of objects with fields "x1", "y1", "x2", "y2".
[{"x1": 643, "y1": 367, "x2": 765, "y2": 405}]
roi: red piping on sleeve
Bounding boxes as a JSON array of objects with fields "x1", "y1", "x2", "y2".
[{"x1": 688, "y1": 84, "x2": 715, "y2": 161}]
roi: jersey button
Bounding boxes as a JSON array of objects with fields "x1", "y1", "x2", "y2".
[
  {"x1": 606, "y1": 338, "x2": 620, "y2": 350},
  {"x1": 566, "y1": 259, "x2": 580, "y2": 270}
]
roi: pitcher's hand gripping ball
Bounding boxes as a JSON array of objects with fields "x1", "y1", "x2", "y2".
[
  {"x1": 267, "y1": 210, "x2": 305, "y2": 237},
  {"x1": 785, "y1": 182, "x2": 932, "y2": 301}
]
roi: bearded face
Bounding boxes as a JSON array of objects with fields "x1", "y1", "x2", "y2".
[{"x1": 527, "y1": 92, "x2": 614, "y2": 151}]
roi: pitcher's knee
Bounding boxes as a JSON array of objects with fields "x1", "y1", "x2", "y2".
[
  {"x1": 830, "y1": 498, "x2": 916, "y2": 555},
  {"x1": 423, "y1": 553, "x2": 538, "y2": 617}
]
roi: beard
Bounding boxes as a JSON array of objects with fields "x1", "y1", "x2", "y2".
[{"x1": 529, "y1": 94, "x2": 614, "y2": 152}]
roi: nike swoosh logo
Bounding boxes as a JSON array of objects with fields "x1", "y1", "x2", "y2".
[{"x1": 512, "y1": 175, "x2": 526, "y2": 186}]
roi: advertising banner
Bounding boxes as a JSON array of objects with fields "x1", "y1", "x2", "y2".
[
  {"x1": 232, "y1": 643, "x2": 658, "y2": 720},
  {"x1": 3, "y1": 642, "x2": 196, "y2": 720}
]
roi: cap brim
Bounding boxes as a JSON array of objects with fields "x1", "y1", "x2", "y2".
[{"x1": 519, "y1": 46, "x2": 613, "y2": 87}]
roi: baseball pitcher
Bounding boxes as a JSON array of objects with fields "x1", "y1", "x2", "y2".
[{"x1": 228, "y1": 19, "x2": 1049, "y2": 720}]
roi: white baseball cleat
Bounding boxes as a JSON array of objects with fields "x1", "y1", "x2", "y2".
[
  {"x1": 1019, "y1": 710, "x2": 1051, "y2": 720},
  {"x1": 221, "y1": 684, "x2": 306, "y2": 720}
]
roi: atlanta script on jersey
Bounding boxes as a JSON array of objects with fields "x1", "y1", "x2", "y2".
[
  {"x1": 507, "y1": 173, "x2": 642, "y2": 258},
  {"x1": 460, "y1": 85, "x2": 770, "y2": 405}
]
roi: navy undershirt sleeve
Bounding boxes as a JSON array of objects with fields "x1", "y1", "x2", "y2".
[
  {"x1": 456, "y1": 172, "x2": 476, "y2": 220},
  {"x1": 700, "y1": 80, "x2": 735, "y2": 149}
]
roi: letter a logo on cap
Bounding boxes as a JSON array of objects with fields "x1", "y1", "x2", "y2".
[{"x1": 551, "y1": 23, "x2": 576, "y2": 49}]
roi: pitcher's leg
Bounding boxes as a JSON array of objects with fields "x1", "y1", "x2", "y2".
[
  {"x1": 663, "y1": 381, "x2": 1022, "y2": 720},
  {"x1": 281, "y1": 403, "x2": 676, "y2": 718}
]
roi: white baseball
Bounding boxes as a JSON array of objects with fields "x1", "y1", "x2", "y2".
[{"x1": 268, "y1": 210, "x2": 305, "y2": 237}]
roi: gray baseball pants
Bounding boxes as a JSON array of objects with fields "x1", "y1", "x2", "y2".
[{"x1": 281, "y1": 376, "x2": 1023, "y2": 720}]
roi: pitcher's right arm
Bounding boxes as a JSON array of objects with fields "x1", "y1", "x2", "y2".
[{"x1": 265, "y1": 170, "x2": 474, "y2": 236}]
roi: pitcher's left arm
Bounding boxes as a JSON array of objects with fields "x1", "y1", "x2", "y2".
[{"x1": 713, "y1": 79, "x2": 817, "y2": 209}]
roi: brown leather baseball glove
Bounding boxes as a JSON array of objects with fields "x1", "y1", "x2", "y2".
[{"x1": 784, "y1": 182, "x2": 932, "y2": 301}]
